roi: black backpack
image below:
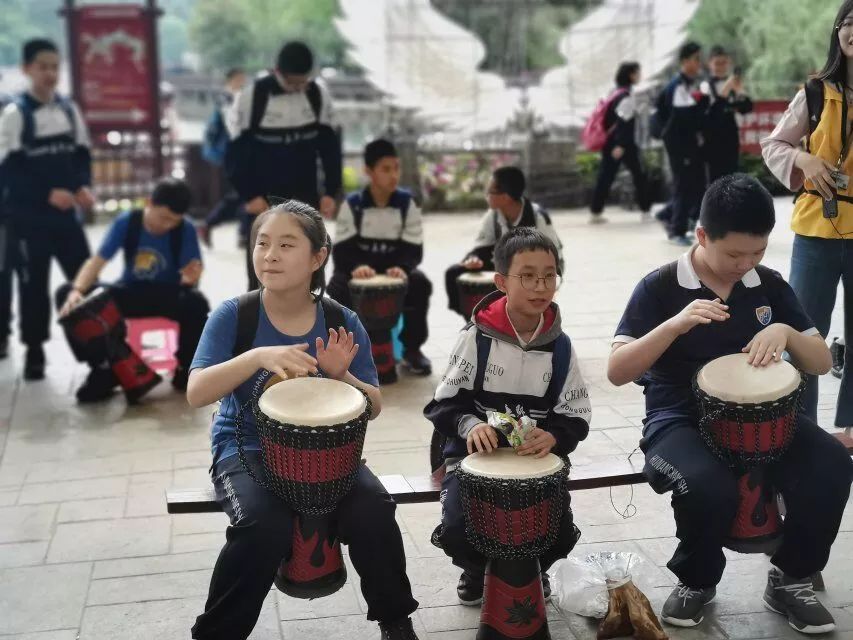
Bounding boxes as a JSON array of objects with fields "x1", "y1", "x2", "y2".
[
  {"x1": 232, "y1": 289, "x2": 345, "y2": 357},
  {"x1": 123, "y1": 210, "x2": 185, "y2": 275}
]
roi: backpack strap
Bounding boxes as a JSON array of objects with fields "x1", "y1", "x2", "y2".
[
  {"x1": 491, "y1": 210, "x2": 501, "y2": 244},
  {"x1": 804, "y1": 78, "x2": 826, "y2": 153},
  {"x1": 545, "y1": 333, "x2": 570, "y2": 405},
  {"x1": 348, "y1": 192, "x2": 365, "y2": 235},
  {"x1": 648, "y1": 260, "x2": 679, "y2": 299},
  {"x1": 473, "y1": 329, "x2": 492, "y2": 393},
  {"x1": 15, "y1": 94, "x2": 76, "y2": 148},
  {"x1": 249, "y1": 79, "x2": 271, "y2": 133},
  {"x1": 233, "y1": 290, "x2": 346, "y2": 358},
  {"x1": 169, "y1": 219, "x2": 185, "y2": 269},
  {"x1": 123, "y1": 210, "x2": 144, "y2": 272},
  {"x1": 306, "y1": 81, "x2": 323, "y2": 122}
]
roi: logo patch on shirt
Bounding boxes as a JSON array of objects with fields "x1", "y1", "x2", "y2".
[
  {"x1": 755, "y1": 305, "x2": 772, "y2": 326},
  {"x1": 133, "y1": 249, "x2": 166, "y2": 279}
]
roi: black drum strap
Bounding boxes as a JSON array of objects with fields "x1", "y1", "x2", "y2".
[{"x1": 233, "y1": 290, "x2": 346, "y2": 357}]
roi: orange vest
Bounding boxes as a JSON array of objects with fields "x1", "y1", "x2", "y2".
[{"x1": 793, "y1": 82, "x2": 853, "y2": 237}]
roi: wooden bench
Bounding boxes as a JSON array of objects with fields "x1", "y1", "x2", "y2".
[{"x1": 165, "y1": 432, "x2": 853, "y2": 515}]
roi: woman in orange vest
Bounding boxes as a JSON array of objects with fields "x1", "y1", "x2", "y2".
[{"x1": 762, "y1": 0, "x2": 853, "y2": 429}]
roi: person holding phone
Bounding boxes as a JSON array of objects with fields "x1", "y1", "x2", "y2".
[{"x1": 702, "y1": 46, "x2": 753, "y2": 184}]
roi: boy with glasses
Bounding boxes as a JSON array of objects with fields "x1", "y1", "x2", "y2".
[
  {"x1": 443, "y1": 166, "x2": 563, "y2": 320},
  {"x1": 425, "y1": 226, "x2": 590, "y2": 607}
]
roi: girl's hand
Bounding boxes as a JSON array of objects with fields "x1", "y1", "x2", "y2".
[
  {"x1": 516, "y1": 427, "x2": 557, "y2": 458},
  {"x1": 467, "y1": 424, "x2": 499, "y2": 454},
  {"x1": 253, "y1": 344, "x2": 318, "y2": 379},
  {"x1": 796, "y1": 152, "x2": 837, "y2": 200},
  {"x1": 316, "y1": 327, "x2": 359, "y2": 381},
  {"x1": 743, "y1": 323, "x2": 791, "y2": 367},
  {"x1": 666, "y1": 298, "x2": 729, "y2": 336}
]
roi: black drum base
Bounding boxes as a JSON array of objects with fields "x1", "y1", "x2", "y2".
[
  {"x1": 478, "y1": 557, "x2": 550, "y2": 640},
  {"x1": 724, "y1": 467, "x2": 783, "y2": 555},
  {"x1": 275, "y1": 515, "x2": 347, "y2": 599}
]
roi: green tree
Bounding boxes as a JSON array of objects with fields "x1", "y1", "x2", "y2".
[
  {"x1": 189, "y1": 0, "x2": 254, "y2": 71},
  {"x1": 159, "y1": 14, "x2": 188, "y2": 69}
]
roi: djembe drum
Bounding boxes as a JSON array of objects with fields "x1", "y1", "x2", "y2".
[
  {"x1": 348, "y1": 274, "x2": 407, "y2": 383},
  {"x1": 457, "y1": 448, "x2": 568, "y2": 640},
  {"x1": 60, "y1": 287, "x2": 161, "y2": 402},
  {"x1": 693, "y1": 353, "x2": 804, "y2": 553},
  {"x1": 456, "y1": 271, "x2": 497, "y2": 319},
  {"x1": 250, "y1": 377, "x2": 370, "y2": 598}
]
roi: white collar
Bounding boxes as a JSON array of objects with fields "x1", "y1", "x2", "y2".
[
  {"x1": 507, "y1": 309, "x2": 544, "y2": 348},
  {"x1": 676, "y1": 245, "x2": 761, "y2": 290}
]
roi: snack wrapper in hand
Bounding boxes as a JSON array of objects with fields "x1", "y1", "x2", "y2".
[{"x1": 486, "y1": 408, "x2": 536, "y2": 449}]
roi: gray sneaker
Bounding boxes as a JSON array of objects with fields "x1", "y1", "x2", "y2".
[
  {"x1": 763, "y1": 568, "x2": 836, "y2": 634},
  {"x1": 661, "y1": 583, "x2": 716, "y2": 627}
]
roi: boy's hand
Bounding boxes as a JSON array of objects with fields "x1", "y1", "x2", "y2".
[
  {"x1": 59, "y1": 288, "x2": 84, "y2": 318},
  {"x1": 611, "y1": 146, "x2": 625, "y2": 160},
  {"x1": 351, "y1": 265, "x2": 376, "y2": 279},
  {"x1": 667, "y1": 298, "x2": 729, "y2": 335},
  {"x1": 48, "y1": 189, "x2": 75, "y2": 210},
  {"x1": 74, "y1": 187, "x2": 96, "y2": 211},
  {"x1": 253, "y1": 344, "x2": 318, "y2": 379},
  {"x1": 743, "y1": 323, "x2": 790, "y2": 367},
  {"x1": 245, "y1": 197, "x2": 268, "y2": 215},
  {"x1": 461, "y1": 256, "x2": 483, "y2": 270},
  {"x1": 319, "y1": 196, "x2": 337, "y2": 219},
  {"x1": 386, "y1": 266, "x2": 407, "y2": 279},
  {"x1": 516, "y1": 427, "x2": 557, "y2": 458},
  {"x1": 467, "y1": 423, "x2": 499, "y2": 454},
  {"x1": 180, "y1": 260, "x2": 203, "y2": 286},
  {"x1": 315, "y1": 327, "x2": 359, "y2": 381}
]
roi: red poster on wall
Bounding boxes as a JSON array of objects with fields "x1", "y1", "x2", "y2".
[
  {"x1": 71, "y1": 4, "x2": 157, "y2": 131},
  {"x1": 738, "y1": 100, "x2": 790, "y2": 156}
]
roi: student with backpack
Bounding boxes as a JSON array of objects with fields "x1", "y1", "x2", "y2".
[
  {"x1": 761, "y1": 0, "x2": 853, "y2": 430},
  {"x1": 425, "y1": 227, "x2": 590, "y2": 608},
  {"x1": 0, "y1": 39, "x2": 95, "y2": 380},
  {"x1": 651, "y1": 42, "x2": 709, "y2": 246},
  {"x1": 56, "y1": 179, "x2": 210, "y2": 402},
  {"x1": 226, "y1": 41, "x2": 342, "y2": 291},
  {"x1": 198, "y1": 68, "x2": 249, "y2": 250},
  {"x1": 587, "y1": 61, "x2": 651, "y2": 223}
]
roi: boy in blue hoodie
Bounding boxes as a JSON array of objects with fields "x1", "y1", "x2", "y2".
[{"x1": 424, "y1": 227, "x2": 590, "y2": 606}]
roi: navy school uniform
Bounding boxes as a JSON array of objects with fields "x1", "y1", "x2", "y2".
[
  {"x1": 55, "y1": 210, "x2": 210, "y2": 370},
  {"x1": 613, "y1": 248, "x2": 853, "y2": 587},
  {"x1": 328, "y1": 187, "x2": 431, "y2": 351},
  {"x1": 0, "y1": 92, "x2": 92, "y2": 347},
  {"x1": 189, "y1": 296, "x2": 417, "y2": 639},
  {"x1": 424, "y1": 291, "x2": 590, "y2": 575},
  {"x1": 444, "y1": 199, "x2": 563, "y2": 319}
]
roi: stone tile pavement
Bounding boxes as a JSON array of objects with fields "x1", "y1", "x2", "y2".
[{"x1": 0, "y1": 199, "x2": 849, "y2": 639}]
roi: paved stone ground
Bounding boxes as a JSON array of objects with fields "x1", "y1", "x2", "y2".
[{"x1": 0, "y1": 199, "x2": 848, "y2": 639}]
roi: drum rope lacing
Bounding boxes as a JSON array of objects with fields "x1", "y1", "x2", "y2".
[
  {"x1": 456, "y1": 460, "x2": 568, "y2": 560},
  {"x1": 235, "y1": 375, "x2": 372, "y2": 516}
]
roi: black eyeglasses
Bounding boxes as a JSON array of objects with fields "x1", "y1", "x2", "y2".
[{"x1": 502, "y1": 273, "x2": 562, "y2": 291}]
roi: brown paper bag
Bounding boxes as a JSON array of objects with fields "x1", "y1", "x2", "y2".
[{"x1": 597, "y1": 579, "x2": 668, "y2": 640}]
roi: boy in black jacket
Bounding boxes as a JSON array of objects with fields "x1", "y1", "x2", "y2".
[
  {"x1": 328, "y1": 139, "x2": 432, "y2": 376},
  {"x1": 425, "y1": 227, "x2": 590, "y2": 606}
]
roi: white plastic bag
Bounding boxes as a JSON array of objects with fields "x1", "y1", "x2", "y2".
[{"x1": 550, "y1": 551, "x2": 656, "y2": 619}]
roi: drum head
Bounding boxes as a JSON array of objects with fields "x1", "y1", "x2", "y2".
[
  {"x1": 461, "y1": 448, "x2": 563, "y2": 479},
  {"x1": 696, "y1": 353, "x2": 801, "y2": 404},
  {"x1": 258, "y1": 377, "x2": 366, "y2": 427},
  {"x1": 349, "y1": 274, "x2": 406, "y2": 289},
  {"x1": 456, "y1": 271, "x2": 496, "y2": 285}
]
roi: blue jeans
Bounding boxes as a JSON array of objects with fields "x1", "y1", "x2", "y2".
[{"x1": 788, "y1": 234, "x2": 853, "y2": 427}]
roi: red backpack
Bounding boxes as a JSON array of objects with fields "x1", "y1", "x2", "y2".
[{"x1": 581, "y1": 88, "x2": 628, "y2": 152}]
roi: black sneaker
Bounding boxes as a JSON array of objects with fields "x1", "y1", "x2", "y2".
[
  {"x1": 401, "y1": 350, "x2": 432, "y2": 376},
  {"x1": 197, "y1": 223, "x2": 212, "y2": 248},
  {"x1": 661, "y1": 583, "x2": 716, "y2": 627},
  {"x1": 830, "y1": 338, "x2": 844, "y2": 380},
  {"x1": 23, "y1": 345, "x2": 45, "y2": 381},
  {"x1": 541, "y1": 570, "x2": 551, "y2": 602},
  {"x1": 457, "y1": 570, "x2": 484, "y2": 606},
  {"x1": 378, "y1": 368, "x2": 399, "y2": 385},
  {"x1": 0, "y1": 336, "x2": 8, "y2": 360},
  {"x1": 379, "y1": 617, "x2": 419, "y2": 640},
  {"x1": 764, "y1": 567, "x2": 836, "y2": 634},
  {"x1": 76, "y1": 366, "x2": 119, "y2": 403},
  {"x1": 171, "y1": 366, "x2": 189, "y2": 392},
  {"x1": 668, "y1": 234, "x2": 693, "y2": 247}
]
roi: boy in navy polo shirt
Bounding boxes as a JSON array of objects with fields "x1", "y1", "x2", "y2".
[
  {"x1": 0, "y1": 39, "x2": 95, "y2": 380},
  {"x1": 57, "y1": 178, "x2": 210, "y2": 402},
  {"x1": 328, "y1": 138, "x2": 432, "y2": 378},
  {"x1": 608, "y1": 174, "x2": 852, "y2": 634}
]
